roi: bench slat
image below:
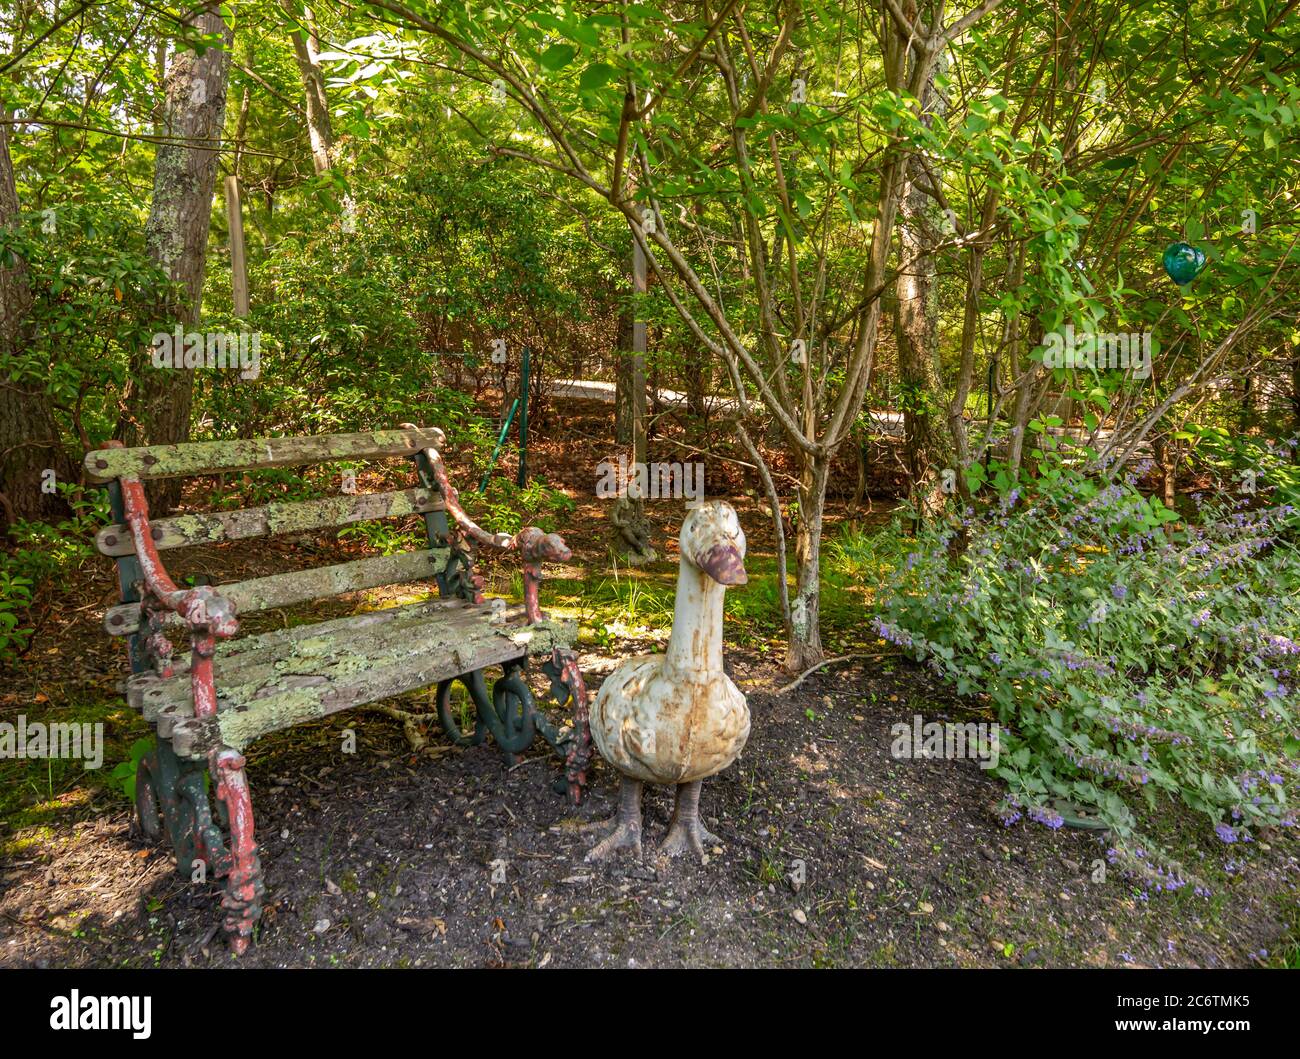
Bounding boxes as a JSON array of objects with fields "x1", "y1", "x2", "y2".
[
  {"x1": 134, "y1": 601, "x2": 524, "y2": 718},
  {"x1": 84, "y1": 427, "x2": 445, "y2": 483},
  {"x1": 96, "y1": 487, "x2": 445, "y2": 556},
  {"x1": 163, "y1": 618, "x2": 575, "y2": 758},
  {"x1": 104, "y1": 548, "x2": 450, "y2": 635},
  {"x1": 128, "y1": 597, "x2": 472, "y2": 692}
]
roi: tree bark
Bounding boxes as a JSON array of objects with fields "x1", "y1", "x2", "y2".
[
  {"x1": 0, "y1": 119, "x2": 72, "y2": 529},
  {"x1": 786, "y1": 456, "x2": 829, "y2": 672},
  {"x1": 612, "y1": 232, "x2": 653, "y2": 562},
  {"x1": 118, "y1": 10, "x2": 234, "y2": 512},
  {"x1": 281, "y1": 2, "x2": 334, "y2": 175},
  {"x1": 894, "y1": 50, "x2": 957, "y2": 521},
  {"x1": 614, "y1": 296, "x2": 633, "y2": 445}
]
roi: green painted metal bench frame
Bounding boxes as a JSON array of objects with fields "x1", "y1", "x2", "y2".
[{"x1": 87, "y1": 425, "x2": 593, "y2": 954}]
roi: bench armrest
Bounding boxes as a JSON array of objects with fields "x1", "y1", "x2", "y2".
[
  {"x1": 118, "y1": 472, "x2": 238, "y2": 717},
  {"x1": 417, "y1": 445, "x2": 571, "y2": 623},
  {"x1": 119, "y1": 477, "x2": 240, "y2": 635}
]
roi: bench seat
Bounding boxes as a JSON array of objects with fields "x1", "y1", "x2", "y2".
[{"x1": 126, "y1": 597, "x2": 575, "y2": 759}]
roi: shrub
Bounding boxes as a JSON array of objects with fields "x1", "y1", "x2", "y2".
[
  {"x1": 873, "y1": 468, "x2": 1299, "y2": 882},
  {"x1": 1, "y1": 484, "x2": 109, "y2": 666}
]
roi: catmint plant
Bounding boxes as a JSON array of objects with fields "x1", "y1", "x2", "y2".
[{"x1": 874, "y1": 466, "x2": 1299, "y2": 878}]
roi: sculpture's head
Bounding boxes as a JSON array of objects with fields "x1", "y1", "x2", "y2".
[{"x1": 680, "y1": 501, "x2": 747, "y2": 586}]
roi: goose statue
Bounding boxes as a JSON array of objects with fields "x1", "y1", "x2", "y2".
[{"x1": 586, "y1": 500, "x2": 750, "y2": 861}]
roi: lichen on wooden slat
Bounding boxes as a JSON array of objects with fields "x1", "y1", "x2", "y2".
[
  {"x1": 96, "y1": 487, "x2": 444, "y2": 556},
  {"x1": 161, "y1": 617, "x2": 576, "y2": 757},
  {"x1": 84, "y1": 426, "x2": 446, "y2": 483},
  {"x1": 137, "y1": 609, "x2": 573, "y2": 719},
  {"x1": 135, "y1": 604, "x2": 533, "y2": 717},
  {"x1": 126, "y1": 597, "x2": 487, "y2": 695},
  {"x1": 104, "y1": 547, "x2": 451, "y2": 635}
]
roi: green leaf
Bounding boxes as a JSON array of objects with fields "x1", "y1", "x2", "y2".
[
  {"x1": 540, "y1": 44, "x2": 578, "y2": 71},
  {"x1": 579, "y1": 63, "x2": 616, "y2": 92}
]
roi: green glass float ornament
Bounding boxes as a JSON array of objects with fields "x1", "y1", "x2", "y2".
[{"x1": 1162, "y1": 241, "x2": 1206, "y2": 285}]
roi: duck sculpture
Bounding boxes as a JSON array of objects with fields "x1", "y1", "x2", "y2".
[{"x1": 586, "y1": 500, "x2": 750, "y2": 861}]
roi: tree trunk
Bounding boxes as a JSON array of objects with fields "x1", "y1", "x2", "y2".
[
  {"x1": 0, "y1": 120, "x2": 72, "y2": 530},
  {"x1": 119, "y1": 10, "x2": 234, "y2": 512},
  {"x1": 225, "y1": 176, "x2": 250, "y2": 317},
  {"x1": 613, "y1": 233, "x2": 653, "y2": 563},
  {"x1": 1153, "y1": 434, "x2": 1177, "y2": 510},
  {"x1": 614, "y1": 297, "x2": 633, "y2": 445},
  {"x1": 893, "y1": 49, "x2": 956, "y2": 521},
  {"x1": 684, "y1": 344, "x2": 707, "y2": 420},
  {"x1": 1004, "y1": 245, "x2": 1036, "y2": 475},
  {"x1": 281, "y1": 2, "x2": 334, "y2": 175},
  {"x1": 894, "y1": 194, "x2": 950, "y2": 517},
  {"x1": 786, "y1": 454, "x2": 829, "y2": 672},
  {"x1": 776, "y1": 5, "x2": 933, "y2": 672}
]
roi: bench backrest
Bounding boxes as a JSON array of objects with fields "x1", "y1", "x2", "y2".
[{"x1": 87, "y1": 427, "x2": 456, "y2": 645}]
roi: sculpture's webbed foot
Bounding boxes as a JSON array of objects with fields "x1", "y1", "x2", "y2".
[
  {"x1": 585, "y1": 818, "x2": 643, "y2": 862},
  {"x1": 584, "y1": 777, "x2": 643, "y2": 863},
  {"x1": 658, "y1": 780, "x2": 720, "y2": 861},
  {"x1": 658, "y1": 816, "x2": 720, "y2": 860}
]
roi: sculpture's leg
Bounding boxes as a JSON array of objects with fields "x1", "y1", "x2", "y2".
[
  {"x1": 584, "y1": 778, "x2": 643, "y2": 862},
  {"x1": 659, "y1": 780, "x2": 721, "y2": 860}
]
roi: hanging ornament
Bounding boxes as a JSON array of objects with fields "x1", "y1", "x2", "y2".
[{"x1": 1162, "y1": 242, "x2": 1206, "y2": 285}]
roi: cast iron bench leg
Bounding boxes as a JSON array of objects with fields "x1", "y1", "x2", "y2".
[
  {"x1": 549, "y1": 648, "x2": 593, "y2": 806},
  {"x1": 211, "y1": 747, "x2": 264, "y2": 955}
]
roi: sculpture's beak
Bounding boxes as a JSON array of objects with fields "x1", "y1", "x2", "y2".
[{"x1": 698, "y1": 541, "x2": 747, "y2": 586}]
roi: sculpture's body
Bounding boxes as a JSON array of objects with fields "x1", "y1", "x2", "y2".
[{"x1": 587, "y1": 501, "x2": 749, "y2": 860}]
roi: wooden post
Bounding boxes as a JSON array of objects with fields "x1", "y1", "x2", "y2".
[{"x1": 225, "y1": 175, "x2": 249, "y2": 317}]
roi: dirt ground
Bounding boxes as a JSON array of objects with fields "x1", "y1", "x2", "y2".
[
  {"x1": 3, "y1": 640, "x2": 1296, "y2": 968},
  {"x1": 1, "y1": 410, "x2": 1296, "y2": 968}
]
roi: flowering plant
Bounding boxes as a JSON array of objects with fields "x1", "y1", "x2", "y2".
[{"x1": 874, "y1": 466, "x2": 1299, "y2": 880}]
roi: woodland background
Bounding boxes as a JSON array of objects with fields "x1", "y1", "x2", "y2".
[{"x1": 1, "y1": 0, "x2": 1298, "y2": 966}]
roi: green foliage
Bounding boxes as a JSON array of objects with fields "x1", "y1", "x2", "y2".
[
  {"x1": 1184, "y1": 427, "x2": 1300, "y2": 511},
  {"x1": 874, "y1": 470, "x2": 1299, "y2": 879},
  {"x1": 109, "y1": 739, "x2": 155, "y2": 803},
  {"x1": 338, "y1": 519, "x2": 423, "y2": 556},
  {"x1": 1, "y1": 485, "x2": 109, "y2": 666},
  {"x1": 0, "y1": 198, "x2": 172, "y2": 446},
  {"x1": 0, "y1": 568, "x2": 34, "y2": 665},
  {"x1": 468, "y1": 478, "x2": 575, "y2": 535}
]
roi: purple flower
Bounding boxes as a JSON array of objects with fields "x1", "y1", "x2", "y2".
[{"x1": 1028, "y1": 805, "x2": 1065, "y2": 830}]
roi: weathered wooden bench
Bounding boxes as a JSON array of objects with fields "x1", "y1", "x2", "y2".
[{"x1": 86, "y1": 425, "x2": 592, "y2": 954}]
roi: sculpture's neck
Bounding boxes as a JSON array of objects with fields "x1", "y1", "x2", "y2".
[{"x1": 665, "y1": 556, "x2": 724, "y2": 676}]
